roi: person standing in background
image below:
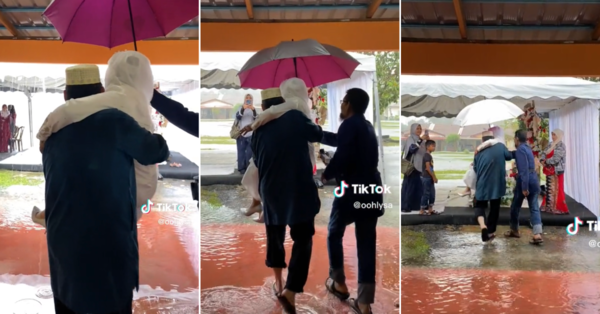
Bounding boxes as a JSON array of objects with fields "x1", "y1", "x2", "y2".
[
  {"x1": 235, "y1": 94, "x2": 257, "y2": 174},
  {"x1": 0, "y1": 105, "x2": 10, "y2": 153}
]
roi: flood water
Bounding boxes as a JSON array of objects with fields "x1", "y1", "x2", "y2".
[
  {"x1": 201, "y1": 185, "x2": 400, "y2": 313},
  {"x1": 0, "y1": 174, "x2": 199, "y2": 313},
  {"x1": 402, "y1": 225, "x2": 600, "y2": 314}
]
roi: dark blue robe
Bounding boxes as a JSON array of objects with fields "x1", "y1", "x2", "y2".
[
  {"x1": 251, "y1": 110, "x2": 323, "y2": 226},
  {"x1": 473, "y1": 143, "x2": 513, "y2": 201},
  {"x1": 321, "y1": 114, "x2": 384, "y2": 219},
  {"x1": 43, "y1": 109, "x2": 170, "y2": 313}
]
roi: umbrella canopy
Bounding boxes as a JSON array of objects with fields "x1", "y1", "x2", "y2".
[
  {"x1": 237, "y1": 39, "x2": 360, "y2": 89},
  {"x1": 455, "y1": 99, "x2": 524, "y2": 127},
  {"x1": 44, "y1": 0, "x2": 198, "y2": 49}
]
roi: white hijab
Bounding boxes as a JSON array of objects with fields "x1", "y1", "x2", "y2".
[
  {"x1": 279, "y1": 78, "x2": 315, "y2": 167},
  {"x1": 37, "y1": 51, "x2": 155, "y2": 141},
  {"x1": 0, "y1": 108, "x2": 8, "y2": 118},
  {"x1": 547, "y1": 128, "x2": 564, "y2": 153}
]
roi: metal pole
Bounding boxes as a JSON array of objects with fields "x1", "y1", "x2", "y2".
[
  {"x1": 127, "y1": 0, "x2": 138, "y2": 51},
  {"x1": 26, "y1": 89, "x2": 33, "y2": 148},
  {"x1": 373, "y1": 74, "x2": 386, "y2": 183}
]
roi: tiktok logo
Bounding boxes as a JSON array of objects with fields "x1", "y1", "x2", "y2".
[
  {"x1": 334, "y1": 181, "x2": 349, "y2": 198},
  {"x1": 141, "y1": 199, "x2": 154, "y2": 214},
  {"x1": 566, "y1": 217, "x2": 584, "y2": 235}
]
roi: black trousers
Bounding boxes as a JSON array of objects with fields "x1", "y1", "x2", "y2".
[
  {"x1": 474, "y1": 198, "x2": 501, "y2": 234},
  {"x1": 265, "y1": 219, "x2": 315, "y2": 293},
  {"x1": 54, "y1": 297, "x2": 132, "y2": 314}
]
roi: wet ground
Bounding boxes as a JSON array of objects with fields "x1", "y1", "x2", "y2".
[
  {"x1": 402, "y1": 225, "x2": 600, "y2": 314},
  {"x1": 200, "y1": 185, "x2": 400, "y2": 313},
  {"x1": 0, "y1": 171, "x2": 199, "y2": 313}
]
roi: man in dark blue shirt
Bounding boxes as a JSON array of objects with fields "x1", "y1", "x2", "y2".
[
  {"x1": 150, "y1": 89, "x2": 198, "y2": 138},
  {"x1": 321, "y1": 88, "x2": 384, "y2": 314},
  {"x1": 505, "y1": 129, "x2": 544, "y2": 244},
  {"x1": 44, "y1": 72, "x2": 170, "y2": 314}
]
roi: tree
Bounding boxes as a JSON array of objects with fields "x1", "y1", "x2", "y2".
[
  {"x1": 446, "y1": 133, "x2": 460, "y2": 151},
  {"x1": 364, "y1": 52, "x2": 399, "y2": 115}
]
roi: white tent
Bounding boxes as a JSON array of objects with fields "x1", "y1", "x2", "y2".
[{"x1": 401, "y1": 75, "x2": 600, "y2": 217}]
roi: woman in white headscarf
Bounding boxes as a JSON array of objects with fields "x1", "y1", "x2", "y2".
[
  {"x1": 401, "y1": 123, "x2": 428, "y2": 213},
  {"x1": 540, "y1": 128, "x2": 568, "y2": 214},
  {"x1": 33, "y1": 51, "x2": 158, "y2": 226}
]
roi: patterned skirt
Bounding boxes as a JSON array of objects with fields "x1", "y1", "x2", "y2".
[{"x1": 542, "y1": 173, "x2": 569, "y2": 214}]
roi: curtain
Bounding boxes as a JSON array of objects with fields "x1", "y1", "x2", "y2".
[
  {"x1": 326, "y1": 71, "x2": 374, "y2": 134},
  {"x1": 549, "y1": 99, "x2": 600, "y2": 217}
]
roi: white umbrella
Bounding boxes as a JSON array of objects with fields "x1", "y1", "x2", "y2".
[{"x1": 455, "y1": 99, "x2": 523, "y2": 126}]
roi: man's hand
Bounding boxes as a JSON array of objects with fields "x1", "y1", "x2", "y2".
[
  {"x1": 39, "y1": 141, "x2": 45, "y2": 153},
  {"x1": 239, "y1": 125, "x2": 253, "y2": 136},
  {"x1": 523, "y1": 190, "x2": 529, "y2": 197},
  {"x1": 434, "y1": 178, "x2": 438, "y2": 184}
]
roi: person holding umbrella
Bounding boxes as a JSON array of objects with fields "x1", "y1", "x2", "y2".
[{"x1": 320, "y1": 88, "x2": 383, "y2": 314}]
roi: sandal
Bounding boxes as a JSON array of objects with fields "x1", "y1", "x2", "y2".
[
  {"x1": 419, "y1": 211, "x2": 430, "y2": 216},
  {"x1": 530, "y1": 237, "x2": 544, "y2": 245},
  {"x1": 481, "y1": 228, "x2": 490, "y2": 242},
  {"x1": 428, "y1": 210, "x2": 441, "y2": 215},
  {"x1": 348, "y1": 298, "x2": 372, "y2": 314},
  {"x1": 325, "y1": 278, "x2": 350, "y2": 301},
  {"x1": 276, "y1": 294, "x2": 297, "y2": 314},
  {"x1": 504, "y1": 230, "x2": 521, "y2": 238},
  {"x1": 272, "y1": 281, "x2": 281, "y2": 296}
]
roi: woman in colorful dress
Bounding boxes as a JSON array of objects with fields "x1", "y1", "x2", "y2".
[
  {"x1": 0, "y1": 105, "x2": 10, "y2": 153},
  {"x1": 540, "y1": 129, "x2": 568, "y2": 214}
]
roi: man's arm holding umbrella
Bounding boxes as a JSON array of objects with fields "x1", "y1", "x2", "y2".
[{"x1": 150, "y1": 90, "x2": 199, "y2": 138}]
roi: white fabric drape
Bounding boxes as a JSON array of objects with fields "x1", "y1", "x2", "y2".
[
  {"x1": 549, "y1": 99, "x2": 600, "y2": 217},
  {"x1": 326, "y1": 71, "x2": 374, "y2": 134}
]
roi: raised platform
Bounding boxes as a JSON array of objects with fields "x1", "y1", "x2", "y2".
[
  {"x1": 0, "y1": 149, "x2": 198, "y2": 180},
  {"x1": 401, "y1": 195, "x2": 595, "y2": 226}
]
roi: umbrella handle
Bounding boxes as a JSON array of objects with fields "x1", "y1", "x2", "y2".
[
  {"x1": 293, "y1": 57, "x2": 297, "y2": 77},
  {"x1": 127, "y1": 0, "x2": 138, "y2": 51}
]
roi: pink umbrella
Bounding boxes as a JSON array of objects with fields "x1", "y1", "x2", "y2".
[
  {"x1": 238, "y1": 39, "x2": 360, "y2": 89},
  {"x1": 43, "y1": 0, "x2": 198, "y2": 50}
]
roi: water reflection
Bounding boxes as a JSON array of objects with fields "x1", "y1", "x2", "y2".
[
  {"x1": 402, "y1": 268, "x2": 600, "y2": 314},
  {"x1": 201, "y1": 224, "x2": 399, "y2": 313},
  {"x1": 0, "y1": 177, "x2": 199, "y2": 312}
]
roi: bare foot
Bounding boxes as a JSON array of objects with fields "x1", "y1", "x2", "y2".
[
  {"x1": 281, "y1": 289, "x2": 296, "y2": 307},
  {"x1": 253, "y1": 211, "x2": 264, "y2": 223}
]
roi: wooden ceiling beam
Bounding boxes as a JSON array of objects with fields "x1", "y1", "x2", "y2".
[
  {"x1": 366, "y1": 0, "x2": 383, "y2": 19},
  {"x1": 0, "y1": 12, "x2": 17, "y2": 37},
  {"x1": 452, "y1": 0, "x2": 467, "y2": 39},
  {"x1": 593, "y1": 21, "x2": 600, "y2": 40},
  {"x1": 244, "y1": 0, "x2": 254, "y2": 19}
]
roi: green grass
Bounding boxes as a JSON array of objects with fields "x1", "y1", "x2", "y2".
[
  {"x1": 0, "y1": 170, "x2": 43, "y2": 188},
  {"x1": 401, "y1": 170, "x2": 465, "y2": 180},
  {"x1": 401, "y1": 229, "x2": 430, "y2": 259},
  {"x1": 201, "y1": 189, "x2": 222, "y2": 207},
  {"x1": 201, "y1": 136, "x2": 236, "y2": 145},
  {"x1": 383, "y1": 136, "x2": 400, "y2": 147}
]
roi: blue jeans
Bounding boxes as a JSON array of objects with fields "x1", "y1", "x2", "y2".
[
  {"x1": 236, "y1": 136, "x2": 252, "y2": 173},
  {"x1": 420, "y1": 177, "x2": 435, "y2": 209},
  {"x1": 328, "y1": 198, "x2": 378, "y2": 304},
  {"x1": 510, "y1": 186, "x2": 543, "y2": 235}
]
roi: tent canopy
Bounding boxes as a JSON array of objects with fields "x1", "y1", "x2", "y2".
[
  {"x1": 401, "y1": 75, "x2": 600, "y2": 117},
  {"x1": 0, "y1": 63, "x2": 200, "y2": 94},
  {"x1": 200, "y1": 52, "x2": 376, "y2": 89}
]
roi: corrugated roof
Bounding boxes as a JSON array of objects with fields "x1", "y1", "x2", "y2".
[
  {"x1": 200, "y1": 0, "x2": 399, "y2": 21},
  {"x1": 402, "y1": 0, "x2": 600, "y2": 43},
  {"x1": 0, "y1": 1, "x2": 198, "y2": 40}
]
